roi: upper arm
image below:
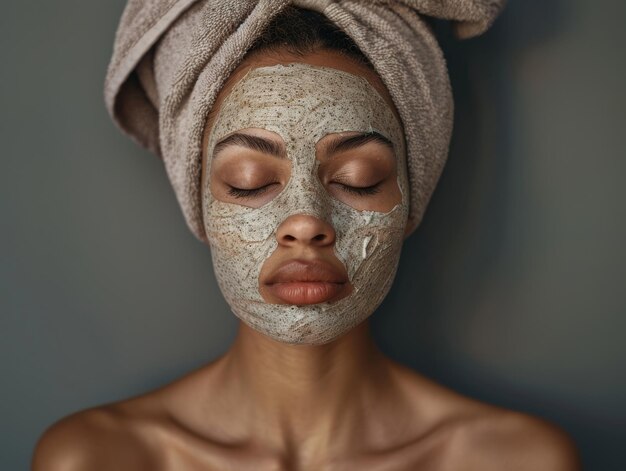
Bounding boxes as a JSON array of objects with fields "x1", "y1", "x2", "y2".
[
  {"x1": 32, "y1": 408, "x2": 155, "y2": 471},
  {"x1": 508, "y1": 418, "x2": 581, "y2": 471},
  {"x1": 32, "y1": 413, "x2": 101, "y2": 471},
  {"x1": 455, "y1": 412, "x2": 581, "y2": 471}
]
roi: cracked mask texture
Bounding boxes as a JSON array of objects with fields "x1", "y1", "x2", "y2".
[{"x1": 203, "y1": 63, "x2": 409, "y2": 345}]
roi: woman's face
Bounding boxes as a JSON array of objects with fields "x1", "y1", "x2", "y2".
[{"x1": 201, "y1": 50, "x2": 409, "y2": 345}]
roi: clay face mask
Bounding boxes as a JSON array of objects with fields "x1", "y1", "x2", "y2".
[{"x1": 203, "y1": 63, "x2": 409, "y2": 345}]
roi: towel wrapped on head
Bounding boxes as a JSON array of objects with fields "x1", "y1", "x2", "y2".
[{"x1": 104, "y1": 0, "x2": 506, "y2": 240}]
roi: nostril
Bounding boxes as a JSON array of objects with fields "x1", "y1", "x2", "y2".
[{"x1": 276, "y1": 215, "x2": 336, "y2": 247}]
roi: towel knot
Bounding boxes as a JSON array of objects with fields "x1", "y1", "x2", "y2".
[
  {"x1": 292, "y1": 0, "x2": 334, "y2": 9},
  {"x1": 293, "y1": 0, "x2": 506, "y2": 39}
]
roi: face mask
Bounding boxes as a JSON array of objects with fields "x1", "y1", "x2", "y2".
[{"x1": 203, "y1": 63, "x2": 409, "y2": 345}]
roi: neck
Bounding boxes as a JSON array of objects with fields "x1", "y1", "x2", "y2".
[{"x1": 217, "y1": 319, "x2": 395, "y2": 455}]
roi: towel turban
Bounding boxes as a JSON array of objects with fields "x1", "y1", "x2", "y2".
[{"x1": 104, "y1": 0, "x2": 505, "y2": 240}]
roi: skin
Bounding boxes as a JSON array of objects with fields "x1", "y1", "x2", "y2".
[{"x1": 32, "y1": 49, "x2": 581, "y2": 470}]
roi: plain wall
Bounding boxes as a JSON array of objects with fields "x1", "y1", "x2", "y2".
[{"x1": 1, "y1": 1, "x2": 624, "y2": 469}]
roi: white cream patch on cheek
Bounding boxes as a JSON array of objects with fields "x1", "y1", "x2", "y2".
[
  {"x1": 362, "y1": 236, "x2": 373, "y2": 260},
  {"x1": 203, "y1": 63, "x2": 409, "y2": 345}
]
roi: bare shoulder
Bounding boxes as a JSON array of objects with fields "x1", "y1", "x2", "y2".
[
  {"x1": 451, "y1": 408, "x2": 581, "y2": 471},
  {"x1": 388, "y1": 364, "x2": 580, "y2": 471},
  {"x1": 32, "y1": 362, "x2": 225, "y2": 470},
  {"x1": 32, "y1": 401, "x2": 162, "y2": 471}
]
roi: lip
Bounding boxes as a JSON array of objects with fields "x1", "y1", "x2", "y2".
[{"x1": 263, "y1": 259, "x2": 349, "y2": 305}]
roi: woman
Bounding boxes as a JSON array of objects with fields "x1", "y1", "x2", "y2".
[{"x1": 33, "y1": 2, "x2": 580, "y2": 469}]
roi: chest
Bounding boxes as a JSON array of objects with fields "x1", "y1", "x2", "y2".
[{"x1": 150, "y1": 434, "x2": 455, "y2": 471}]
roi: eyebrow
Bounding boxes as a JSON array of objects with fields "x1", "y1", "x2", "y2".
[
  {"x1": 325, "y1": 132, "x2": 394, "y2": 155},
  {"x1": 213, "y1": 133, "x2": 287, "y2": 159}
]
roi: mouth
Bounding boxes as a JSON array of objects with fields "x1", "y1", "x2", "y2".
[{"x1": 262, "y1": 259, "x2": 350, "y2": 305}]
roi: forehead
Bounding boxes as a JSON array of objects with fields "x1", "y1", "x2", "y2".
[
  {"x1": 209, "y1": 63, "x2": 402, "y2": 149},
  {"x1": 205, "y1": 49, "x2": 400, "y2": 128}
]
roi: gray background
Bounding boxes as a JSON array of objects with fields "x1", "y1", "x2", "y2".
[{"x1": 1, "y1": 1, "x2": 624, "y2": 469}]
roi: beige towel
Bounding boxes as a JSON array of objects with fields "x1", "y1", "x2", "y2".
[{"x1": 104, "y1": 0, "x2": 505, "y2": 241}]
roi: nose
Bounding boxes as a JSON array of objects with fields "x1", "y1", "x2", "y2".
[{"x1": 276, "y1": 215, "x2": 336, "y2": 247}]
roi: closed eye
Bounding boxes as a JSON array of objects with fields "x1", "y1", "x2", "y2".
[
  {"x1": 227, "y1": 183, "x2": 278, "y2": 199},
  {"x1": 334, "y1": 182, "x2": 382, "y2": 196}
]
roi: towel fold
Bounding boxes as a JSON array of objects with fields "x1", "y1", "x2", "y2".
[{"x1": 104, "y1": 0, "x2": 505, "y2": 240}]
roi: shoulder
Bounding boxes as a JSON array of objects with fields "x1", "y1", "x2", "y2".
[
  {"x1": 32, "y1": 363, "x2": 225, "y2": 470},
  {"x1": 450, "y1": 409, "x2": 581, "y2": 471},
  {"x1": 32, "y1": 403, "x2": 161, "y2": 471},
  {"x1": 385, "y1": 363, "x2": 580, "y2": 470}
]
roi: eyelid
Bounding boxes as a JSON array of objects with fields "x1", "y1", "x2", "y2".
[
  {"x1": 329, "y1": 169, "x2": 382, "y2": 186},
  {"x1": 226, "y1": 182, "x2": 278, "y2": 199},
  {"x1": 331, "y1": 181, "x2": 383, "y2": 196}
]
